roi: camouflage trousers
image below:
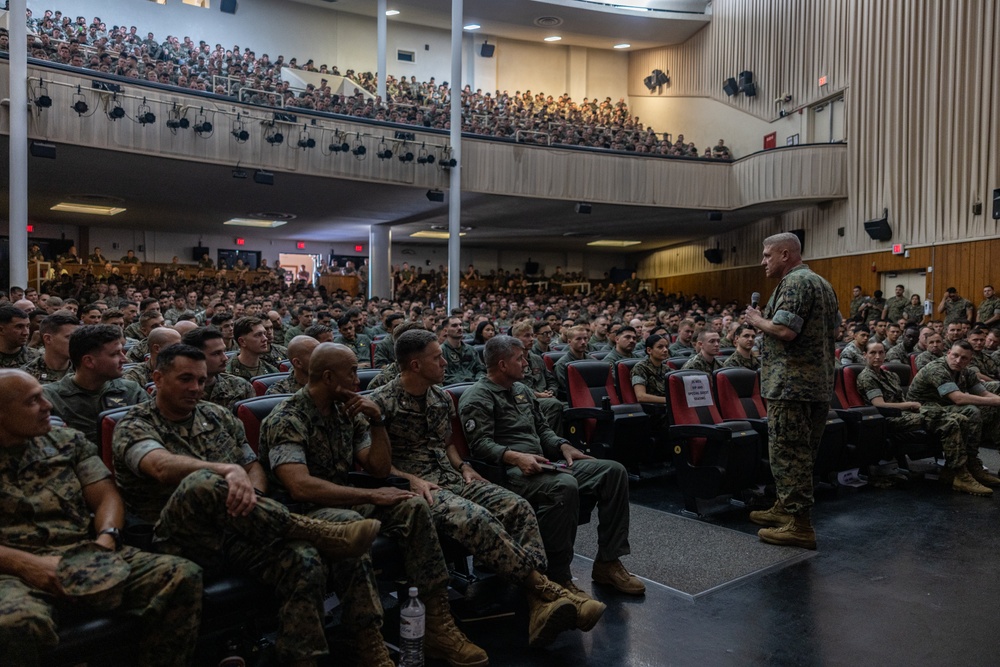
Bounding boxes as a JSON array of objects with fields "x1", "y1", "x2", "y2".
[
  {"x1": 310, "y1": 495, "x2": 451, "y2": 596},
  {"x1": 505, "y1": 458, "x2": 631, "y2": 584},
  {"x1": 152, "y1": 469, "x2": 328, "y2": 663},
  {"x1": 920, "y1": 405, "x2": 983, "y2": 469},
  {"x1": 884, "y1": 412, "x2": 927, "y2": 460},
  {"x1": 430, "y1": 480, "x2": 547, "y2": 583},
  {"x1": 767, "y1": 400, "x2": 830, "y2": 515},
  {"x1": 0, "y1": 547, "x2": 202, "y2": 667}
]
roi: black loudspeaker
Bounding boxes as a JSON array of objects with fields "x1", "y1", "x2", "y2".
[
  {"x1": 192, "y1": 246, "x2": 210, "y2": 262},
  {"x1": 864, "y1": 212, "x2": 892, "y2": 241},
  {"x1": 708, "y1": 211, "x2": 723, "y2": 222},
  {"x1": 723, "y1": 78, "x2": 739, "y2": 96},
  {"x1": 704, "y1": 249, "x2": 724, "y2": 264},
  {"x1": 993, "y1": 188, "x2": 1000, "y2": 220},
  {"x1": 220, "y1": 0, "x2": 238, "y2": 14},
  {"x1": 480, "y1": 43, "x2": 495, "y2": 58},
  {"x1": 790, "y1": 228, "x2": 805, "y2": 252},
  {"x1": 525, "y1": 261, "x2": 540, "y2": 275},
  {"x1": 739, "y1": 70, "x2": 754, "y2": 86}
]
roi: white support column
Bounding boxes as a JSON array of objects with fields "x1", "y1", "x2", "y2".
[
  {"x1": 377, "y1": 0, "x2": 387, "y2": 106},
  {"x1": 369, "y1": 224, "x2": 392, "y2": 300},
  {"x1": 9, "y1": 0, "x2": 29, "y2": 290},
  {"x1": 447, "y1": 0, "x2": 463, "y2": 312}
]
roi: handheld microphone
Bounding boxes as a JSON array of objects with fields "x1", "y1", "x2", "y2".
[{"x1": 751, "y1": 292, "x2": 760, "y2": 309}]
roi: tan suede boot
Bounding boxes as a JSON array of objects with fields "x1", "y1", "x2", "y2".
[
  {"x1": 523, "y1": 573, "x2": 577, "y2": 647},
  {"x1": 757, "y1": 512, "x2": 817, "y2": 550},
  {"x1": 355, "y1": 626, "x2": 394, "y2": 667},
  {"x1": 285, "y1": 515, "x2": 380, "y2": 560},
  {"x1": 424, "y1": 591, "x2": 489, "y2": 667},
  {"x1": 952, "y1": 469, "x2": 993, "y2": 496},
  {"x1": 967, "y1": 459, "x2": 1000, "y2": 487},
  {"x1": 749, "y1": 500, "x2": 792, "y2": 528}
]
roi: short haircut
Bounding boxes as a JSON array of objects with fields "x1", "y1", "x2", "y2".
[
  {"x1": 865, "y1": 340, "x2": 885, "y2": 352},
  {"x1": 678, "y1": 319, "x2": 694, "y2": 329},
  {"x1": 483, "y1": 335, "x2": 524, "y2": 368},
  {"x1": 951, "y1": 340, "x2": 973, "y2": 352},
  {"x1": 946, "y1": 287, "x2": 957, "y2": 294},
  {"x1": 396, "y1": 329, "x2": 438, "y2": 366},
  {"x1": 101, "y1": 309, "x2": 124, "y2": 322},
  {"x1": 618, "y1": 325, "x2": 637, "y2": 336},
  {"x1": 763, "y1": 232, "x2": 801, "y2": 253},
  {"x1": 0, "y1": 305, "x2": 28, "y2": 324},
  {"x1": 40, "y1": 312, "x2": 80, "y2": 336},
  {"x1": 155, "y1": 343, "x2": 206, "y2": 371},
  {"x1": 181, "y1": 326, "x2": 224, "y2": 350},
  {"x1": 210, "y1": 312, "x2": 233, "y2": 327},
  {"x1": 511, "y1": 320, "x2": 533, "y2": 336},
  {"x1": 696, "y1": 329, "x2": 719, "y2": 343},
  {"x1": 297, "y1": 305, "x2": 315, "y2": 315},
  {"x1": 644, "y1": 333, "x2": 667, "y2": 352},
  {"x1": 336, "y1": 313, "x2": 354, "y2": 328},
  {"x1": 139, "y1": 310, "x2": 162, "y2": 326},
  {"x1": 392, "y1": 320, "x2": 426, "y2": 340},
  {"x1": 304, "y1": 324, "x2": 332, "y2": 339},
  {"x1": 139, "y1": 297, "x2": 159, "y2": 311},
  {"x1": 232, "y1": 316, "x2": 263, "y2": 341},
  {"x1": 736, "y1": 324, "x2": 756, "y2": 336},
  {"x1": 532, "y1": 320, "x2": 552, "y2": 334},
  {"x1": 69, "y1": 324, "x2": 123, "y2": 367},
  {"x1": 80, "y1": 303, "x2": 102, "y2": 315},
  {"x1": 855, "y1": 326, "x2": 870, "y2": 335},
  {"x1": 970, "y1": 326, "x2": 990, "y2": 336}
]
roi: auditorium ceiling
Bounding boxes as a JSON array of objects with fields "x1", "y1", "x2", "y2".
[{"x1": 6, "y1": 140, "x2": 826, "y2": 254}]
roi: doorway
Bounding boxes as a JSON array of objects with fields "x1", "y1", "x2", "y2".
[
  {"x1": 279, "y1": 253, "x2": 320, "y2": 285},
  {"x1": 881, "y1": 270, "x2": 927, "y2": 306}
]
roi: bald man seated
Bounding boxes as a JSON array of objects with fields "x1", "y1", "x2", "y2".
[
  {"x1": 266, "y1": 335, "x2": 318, "y2": 396},
  {"x1": 123, "y1": 327, "x2": 182, "y2": 388}
]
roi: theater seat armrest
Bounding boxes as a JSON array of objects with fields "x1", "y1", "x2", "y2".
[
  {"x1": 875, "y1": 406, "x2": 903, "y2": 418},
  {"x1": 638, "y1": 402, "x2": 668, "y2": 415}
]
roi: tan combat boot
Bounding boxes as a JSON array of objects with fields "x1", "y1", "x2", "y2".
[
  {"x1": 523, "y1": 575, "x2": 577, "y2": 647},
  {"x1": 758, "y1": 512, "x2": 817, "y2": 550},
  {"x1": 592, "y1": 559, "x2": 645, "y2": 595},
  {"x1": 967, "y1": 459, "x2": 1000, "y2": 487},
  {"x1": 355, "y1": 626, "x2": 394, "y2": 667},
  {"x1": 749, "y1": 500, "x2": 792, "y2": 527},
  {"x1": 952, "y1": 469, "x2": 993, "y2": 496},
  {"x1": 424, "y1": 591, "x2": 489, "y2": 667},
  {"x1": 285, "y1": 515, "x2": 380, "y2": 559}
]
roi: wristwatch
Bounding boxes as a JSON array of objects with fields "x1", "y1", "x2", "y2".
[
  {"x1": 370, "y1": 414, "x2": 386, "y2": 427},
  {"x1": 99, "y1": 527, "x2": 123, "y2": 551}
]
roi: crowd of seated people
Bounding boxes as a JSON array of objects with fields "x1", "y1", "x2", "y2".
[{"x1": 12, "y1": 7, "x2": 733, "y2": 158}]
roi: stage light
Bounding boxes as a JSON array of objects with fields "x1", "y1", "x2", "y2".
[
  {"x1": 296, "y1": 125, "x2": 316, "y2": 149},
  {"x1": 71, "y1": 86, "x2": 88, "y2": 115},
  {"x1": 352, "y1": 135, "x2": 367, "y2": 158},
  {"x1": 265, "y1": 124, "x2": 284, "y2": 145},
  {"x1": 34, "y1": 79, "x2": 52, "y2": 108},
  {"x1": 136, "y1": 97, "x2": 155, "y2": 125},
  {"x1": 193, "y1": 108, "x2": 212, "y2": 135},
  {"x1": 376, "y1": 138, "x2": 393, "y2": 160}
]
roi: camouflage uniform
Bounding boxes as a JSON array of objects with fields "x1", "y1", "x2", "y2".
[
  {"x1": 521, "y1": 351, "x2": 564, "y2": 435},
  {"x1": 667, "y1": 340, "x2": 694, "y2": 357},
  {"x1": 0, "y1": 346, "x2": 40, "y2": 369},
  {"x1": 0, "y1": 427, "x2": 201, "y2": 667},
  {"x1": 370, "y1": 379, "x2": 547, "y2": 582},
  {"x1": 908, "y1": 357, "x2": 1000, "y2": 465},
  {"x1": 373, "y1": 335, "x2": 396, "y2": 368},
  {"x1": 258, "y1": 389, "x2": 452, "y2": 599},
  {"x1": 630, "y1": 358, "x2": 667, "y2": 397},
  {"x1": 942, "y1": 296, "x2": 974, "y2": 325},
  {"x1": 112, "y1": 401, "x2": 334, "y2": 662},
  {"x1": 366, "y1": 361, "x2": 400, "y2": 390},
  {"x1": 903, "y1": 302, "x2": 925, "y2": 325},
  {"x1": 681, "y1": 354, "x2": 721, "y2": 373},
  {"x1": 760, "y1": 263, "x2": 840, "y2": 515},
  {"x1": 978, "y1": 296, "x2": 1000, "y2": 325},
  {"x1": 885, "y1": 341, "x2": 916, "y2": 364},
  {"x1": 856, "y1": 365, "x2": 926, "y2": 450},
  {"x1": 723, "y1": 350, "x2": 761, "y2": 371},
  {"x1": 19, "y1": 355, "x2": 73, "y2": 385},
  {"x1": 442, "y1": 340, "x2": 486, "y2": 385},
  {"x1": 122, "y1": 362, "x2": 154, "y2": 388},
  {"x1": 261, "y1": 342, "x2": 288, "y2": 368},
  {"x1": 458, "y1": 378, "x2": 631, "y2": 584},
  {"x1": 123, "y1": 322, "x2": 144, "y2": 341},
  {"x1": 203, "y1": 373, "x2": 254, "y2": 412},
  {"x1": 225, "y1": 354, "x2": 279, "y2": 381},
  {"x1": 604, "y1": 348, "x2": 640, "y2": 365},
  {"x1": 915, "y1": 349, "x2": 943, "y2": 371},
  {"x1": 838, "y1": 341, "x2": 865, "y2": 366},
  {"x1": 125, "y1": 338, "x2": 150, "y2": 364},
  {"x1": 282, "y1": 325, "x2": 304, "y2": 346},
  {"x1": 848, "y1": 295, "x2": 866, "y2": 321},
  {"x1": 553, "y1": 349, "x2": 591, "y2": 401},
  {"x1": 265, "y1": 371, "x2": 303, "y2": 396},
  {"x1": 587, "y1": 335, "x2": 610, "y2": 352},
  {"x1": 883, "y1": 295, "x2": 908, "y2": 323},
  {"x1": 333, "y1": 334, "x2": 373, "y2": 366},
  {"x1": 971, "y1": 350, "x2": 999, "y2": 380},
  {"x1": 42, "y1": 375, "x2": 149, "y2": 444}
]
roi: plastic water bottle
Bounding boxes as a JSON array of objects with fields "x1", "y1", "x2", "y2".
[{"x1": 399, "y1": 587, "x2": 425, "y2": 667}]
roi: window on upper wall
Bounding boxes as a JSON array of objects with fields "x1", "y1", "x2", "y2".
[{"x1": 397, "y1": 50, "x2": 415, "y2": 63}]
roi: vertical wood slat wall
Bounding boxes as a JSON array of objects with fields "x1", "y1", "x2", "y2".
[{"x1": 636, "y1": 0, "x2": 1000, "y2": 298}]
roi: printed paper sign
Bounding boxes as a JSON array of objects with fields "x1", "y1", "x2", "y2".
[{"x1": 682, "y1": 374, "x2": 714, "y2": 407}]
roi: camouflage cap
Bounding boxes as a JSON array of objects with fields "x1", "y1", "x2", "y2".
[{"x1": 56, "y1": 543, "x2": 131, "y2": 609}]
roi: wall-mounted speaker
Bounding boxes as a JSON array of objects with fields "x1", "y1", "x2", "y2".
[
  {"x1": 704, "y1": 248, "x2": 724, "y2": 264},
  {"x1": 708, "y1": 211, "x2": 723, "y2": 222},
  {"x1": 480, "y1": 42, "x2": 495, "y2": 58},
  {"x1": 863, "y1": 210, "x2": 892, "y2": 241},
  {"x1": 192, "y1": 246, "x2": 210, "y2": 262},
  {"x1": 220, "y1": 0, "x2": 238, "y2": 14},
  {"x1": 723, "y1": 78, "x2": 739, "y2": 96},
  {"x1": 790, "y1": 228, "x2": 805, "y2": 252}
]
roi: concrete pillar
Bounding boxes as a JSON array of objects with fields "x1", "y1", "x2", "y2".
[
  {"x1": 9, "y1": 0, "x2": 29, "y2": 290},
  {"x1": 447, "y1": 0, "x2": 463, "y2": 312},
  {"x1": 369, "y1": 224, "x2": 392, "y2": 300}
]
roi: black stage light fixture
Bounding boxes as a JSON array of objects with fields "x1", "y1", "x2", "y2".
[
  {"x1": 193, "y1": 108, "x2": 212, "y2": 135},
  {"x1": 254, "y1": 169, "x2": 274, "y2": 185},
  {"x1": 34, "y1": 79, "x2": 52, "y2": 108},
  {"x1": 417, "y1": 143, "x2": 435, "y2": 165},
  {"x1": 376, "y1": 139, "x2": 393, "y2": 160},
  {"x1": 398, "y1": 145, "x2": 415, "y2": 162},
  {"x1": 297, "y1": 125, "x2": 316, "y2": 149},
  {"x1": 723, "y1": 77, "x2": 739, "y2": 96},
  {"x1": 575, "y1": 202, "x2": 592, "y2": 214},
  {"x1": 232, "y1": 168, "x2": 248, "y2": 179},
  {"x1": 265, "y1": 124, "x2": 284, "y2": 145},
  {"x1": 352, "y1": 136, "x2": 367, "y2": 158},
  {"x1": 136, "y1": 97, "x2": 155, "y2": 125},
  {"x1": 108, "y1": 96, "x2": 125, "y2": 120},
  {"x1": 426, "y1": 189, "x2": 445, "y2": 202}
]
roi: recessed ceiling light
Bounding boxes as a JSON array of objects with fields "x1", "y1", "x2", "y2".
[
  {"x1": 410, "y1": 230, "x2": 466, "y2": 239},
  {"x1": 224, "y1": 218, "x2": 288, "y2": 228},
  {"x1": 587, "y1": 240, "x2": 641, "y2": 247},
  {"x1": 51, "y1": 203, "x2": 126, "y2": 216},
  {"x1": 614, "y1": 43, "x2": 631, "y2": 49},
  {"x1": 464, "y1": 23, "x2": 481, "y2": 30},
  {"x1": 385, "y1": 9, "x2": 400, "y2": 16},
  {"x1": 543, "y1": 36, "x2": 562, "y2": 42}
]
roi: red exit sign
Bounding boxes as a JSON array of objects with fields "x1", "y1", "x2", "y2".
[
  {"x1": 818, "y1": 75, "x2": 828, "y2": 86},
  {"x1": 235, "y1": 238, "x2": 245, "y2": 246},
  {"x1": 891, "y1": 243, "x2": 904, "y2": 255},
  {"x1": 296, "y1": 241, "x2": 305, "y2": 250},
  {"x1": 355, "y1": 244, "x2": 364, "y2": 252}
]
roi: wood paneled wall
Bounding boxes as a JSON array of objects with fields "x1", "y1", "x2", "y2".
[{"x1": 654, "y1": 238, "x2": 998, "y2": 314}]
